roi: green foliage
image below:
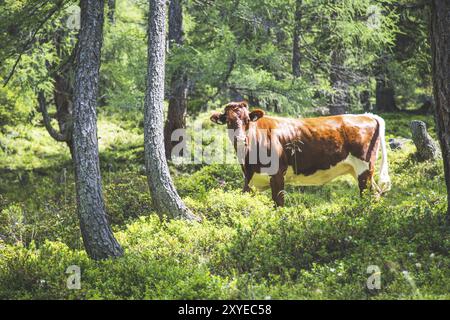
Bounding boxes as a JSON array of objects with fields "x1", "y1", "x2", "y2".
[
  {"x1": 101, "y1": 0, "x2": 147, "y2": 109},
  {"x1": 104, "y1": 173, "x2": 151, "y2": 225},
  {"x1": 0, "y1": 239, "x2": 232, "y2": 299},
  {"x1": 382, "y1": 112, "x2": 436, "y2": 139},
  {"x1": 176, "y1": 165, "x2": 242, "y2": 200},
  {"x1": 0, "y1": 109, "x2": 449, "y2": 300},
  {"x1": 0, "y1": 84, "x2": 34, "y2": 127},
  {"x1": 0, "y1": 0, "x2": 446, "y2": 301}
]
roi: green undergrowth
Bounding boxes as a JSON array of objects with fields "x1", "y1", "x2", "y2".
[{"x1": 0, "y1": 110, "x2": 448, "y2": 299}]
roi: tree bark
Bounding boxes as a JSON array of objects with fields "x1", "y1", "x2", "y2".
[
  {"x1": 376, "y1": 77, "x2": 398, "y2": 112},
  {"x1": 410, "y1": 120, "x2": 440, "y2": 161},
  {"x1": 107, "y1": 0, "x2": 116, "y2": 24},
  {"x1": 164, "y1": 0, "x2": 188, "y2": 160},
  {"x1": 53, "y1": 71, "x2": 74, "y2": 155},
  {"x1": 430, "y1": 0, "x2": 450, "y2": 222},
  {"x1": 292, "y1": 0, "x2": 302, "y2": 78},
  {"x1": 360, "y1": 90, "x2": 371, "y2": 112},
  {"x1": 72, "y1": 0, "x2": 123, "y2": 259},
  {"x1": 328, "y1": 47, "x2": 349, "y2": 115},
  {"x1": 145, "y1": 0, "x2": 200, "y2": 221},
  {"x1": 38, "y1": 91, "x2": 68, "y2": 143}
]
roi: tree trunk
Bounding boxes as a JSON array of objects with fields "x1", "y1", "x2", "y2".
[
  {"x1": 164, "y1": 0, "x2": 188, "y2": 160},
  {"x1": 292, "y1": 0, "x2": 302, "y2": 78},
  {"x1": 430, "y1": 0, "x2": 450, "y2": 222},
  {"x1": 72, "y1": 0, "x2": 123, "y2": 259},
  {"x1": 376, "y1": 77, "x2": 398, "y2": 112},
  {"x1": 328, "y1": 48, "x2": 348, "y2": 115},
  {"x1": 360, "y1": 90, "x2": 371, "y2": 112},
  {"x1": 168, "y1": 0, "x2": 183, "y2": 45},
  {"x1": 107, "y1": 0, "x2": 116, "y2": 24},
  {"x1": 145, "y1": 0, "x2": 200, "y2": 221},
  {"x1": 52, "y1": 28, "x2": 75, "y2": 155},
  {"x1": 38, "y1": 24, "x2": 75, "y2": 156},
  {"x1": 410, "y1": 120, "x2": 440, "y2": 161}
]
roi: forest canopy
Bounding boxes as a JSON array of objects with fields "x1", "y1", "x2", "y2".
[{"x1": 0, "y1": 0, "x2": 431, "y2": 119}]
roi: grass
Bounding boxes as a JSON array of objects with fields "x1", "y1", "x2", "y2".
[{"x1": 0, "y1": 108, "x2": 448, "y2": 299}]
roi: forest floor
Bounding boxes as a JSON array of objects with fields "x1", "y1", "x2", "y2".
[{"x1": 0, "y1": 108, "x2": 449, "y2": 299}]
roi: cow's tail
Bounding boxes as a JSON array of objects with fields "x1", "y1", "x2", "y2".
[{"x1": 370, "y1": 114, "x2": 391, "y2": 193}]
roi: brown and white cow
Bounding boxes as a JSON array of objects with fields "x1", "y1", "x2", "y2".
[{"x1": 210, "y1": 101, "x2": 391, "y2": 206}]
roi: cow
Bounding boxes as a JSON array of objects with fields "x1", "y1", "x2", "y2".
[{"x1": 210, "y1": 101, "x2": 391, "y2": 206}]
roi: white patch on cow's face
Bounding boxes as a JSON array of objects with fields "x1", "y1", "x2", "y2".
[{"x1": 249, "y1": 154, "x2": 370, "y2": 189}]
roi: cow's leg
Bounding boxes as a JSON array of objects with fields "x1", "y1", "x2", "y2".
[
  {"x1": 358, "y1": 169, "x2": 374, "y2": 196},
  {"x1": 243, "y1": 172, "x2": 254, "y2": 193},
  {"x1": 270, "y1": 173, "x2": 285, "y2": 207},
  {"x1": 363, "y1": 136, "x2": 382, "y2": 197},
  {"x1": 241, "y1": 165, "x2": 254, "y2": 193},
  {"x1": 358, "y1": 155, "x2": 381, "y2": 197},
  {"x1": 371, "y1": 177, "x2": 382, "y2": 194}
]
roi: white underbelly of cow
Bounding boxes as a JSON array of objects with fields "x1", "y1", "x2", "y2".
[{"x1": 249, "y1": 154, "x2": 370, "y2": 189}]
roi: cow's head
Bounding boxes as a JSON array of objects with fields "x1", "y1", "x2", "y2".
[
  {"x1": 210, "y1": 101, "x2": 264, "y2": 126},
  {"x1": 210, "y1": 101, "x2": 264, "y2": 146}
]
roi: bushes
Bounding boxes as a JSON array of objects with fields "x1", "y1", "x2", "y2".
[
  {"x1": 104, "y1": 173, "x2": 152, "y2": 226},
  {"x1": 0, "y1": 84, "x2": 34, "y2": 128},
  {"x1": 0, "y1": 190, "x2": 80, "y2": 248},
  {"x1": 176, "y1": 164, "x2": 242, "y2": 200},
  {"x1": 0, "y1": 188, "x2": 448, "y2": 299},
  {"x1": 0, "y1": 240, "x2": 233, "y2": 299},
  {"x1": 0, "y1": 111, "x2": 449, "y2": 299}
]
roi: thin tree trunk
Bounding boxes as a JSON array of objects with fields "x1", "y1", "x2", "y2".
[
  {"x1": 292, "y1": 0, "x2": 302, "y2": 77},
  {"x1": 164, "y1": 0, "x2": 188, "y2": 159},
  {"x1": 53, "y1": 70, "x2": 74, "y2": 154},
  {"x1": 52, "y1": 29, "x2": 75, "y2": 154},
  {"x1": 72, "y1": 0, "x2": 123, "y2": 259},
  {"x1": 329, "y1": 47, "x2": 348, "y2": 115},
  {"x1": 107, "y1": 0, "x2": 116, "y2": 24},
  {"x1": 374, "y1": 55, "x2": 398, "y2": 112},
  {"x1": 360, "y1": 90, "x2": 371, "y2": 112},
  {"x1": 38, "y1": 25, "x2": 75, "y2": 156},
  {"x1": 145, "y1": 0, "x2": 200, "y2": 221},
  {"x1": 376, "y1": 77, "x2": 398, "y2": 112},
  {"x1": 168, "y1": 0, "x2": 183, "y2": 45},
  {"x1": 430, "y1": 0, "x2": 450, "y2": 223}
]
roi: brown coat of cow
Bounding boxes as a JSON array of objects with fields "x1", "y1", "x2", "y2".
[{"x1": 211, "y1": 101, "x2": 391, "y2": 206}]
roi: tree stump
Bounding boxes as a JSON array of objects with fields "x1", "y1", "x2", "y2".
[{"x1": 410, "y1": 120, "x2": 440, "y2": 161}]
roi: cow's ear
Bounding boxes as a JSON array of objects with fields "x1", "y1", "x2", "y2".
[
  {"x1": 210, "y1": 112, "x2": 227, "y2": 125},
  {"x1": 249, "y1": 109, "x2": 264, "y2": 122},
  {"x1": 239, "y1": 101, "x2": 249, "y2": 108}
]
